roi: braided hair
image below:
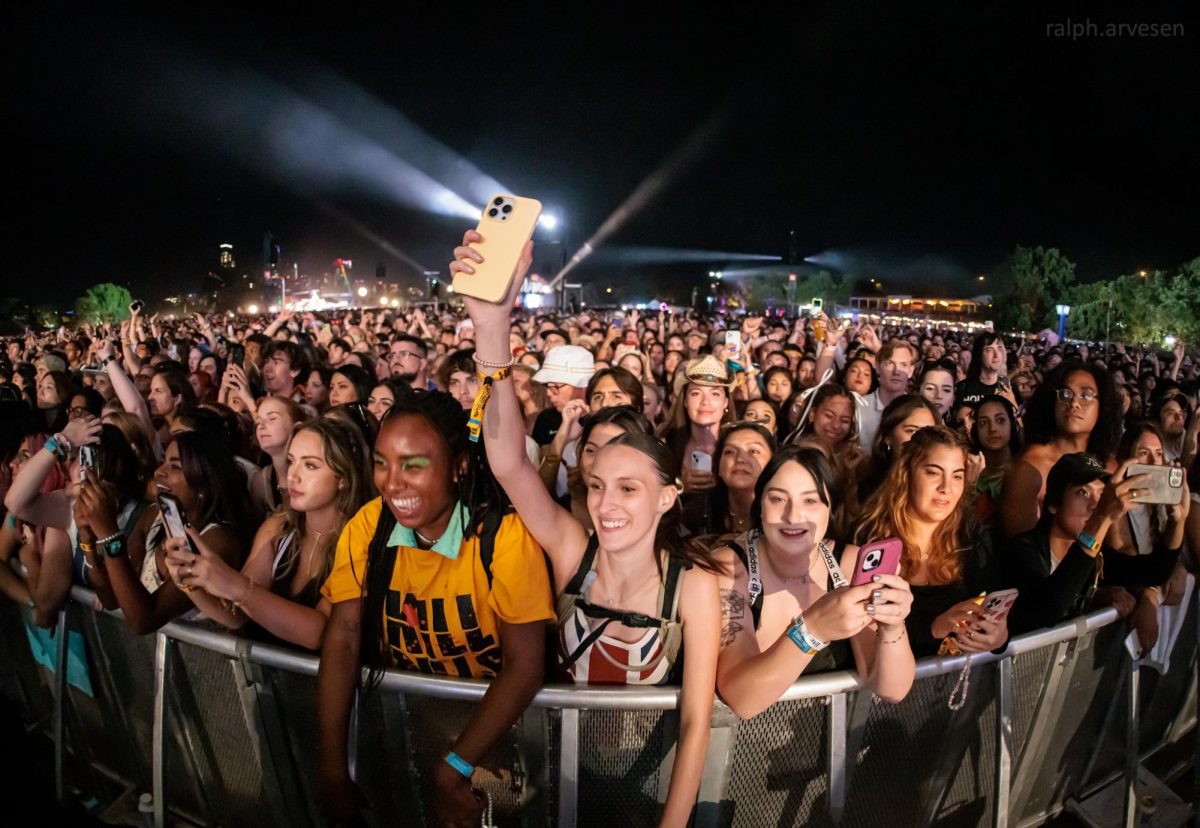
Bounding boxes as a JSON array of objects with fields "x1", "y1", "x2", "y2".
[{"x1": 359, "y1": 389, "x2": 510, "y2": 690}]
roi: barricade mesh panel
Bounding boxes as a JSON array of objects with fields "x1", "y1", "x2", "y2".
[
  {"x1": 265, "y1": 667, "x2": 323, "y2": 825},
  {"x1": 88, "y1": 611, "x2": 157, "y2": 785},
  {"x1": 172, "y1": 641, "x2": 270, "y2": 828},
  {"x1": 1011, "y1": 645, "x2": 1054, "y2": 770},
  {"x1": 844, "y1": 667, "x2": 995, "y2": 828},
  {"x1": 724, "y1": 697, "x2": 828, "y2": 828},
  {"x1": 357, "y1": 691, "x2": 529, "y2": 827},
  {"x1": 1015, "y1": 627, "x2": 1126, "y2": 824},
  {"x1": 578, "y1": 708, "x2": 671, "y2": 827},
  {"x1": 544, "y1": 709, "x2": 561, "y2": 827},
  {"x1": 59, "y1": 602, "x2": 140, "y2": 804},
  {"x1": 935, "y1": 667, "x2": 997, "y2": 828}
]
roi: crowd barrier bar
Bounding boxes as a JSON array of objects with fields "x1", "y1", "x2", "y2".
[{"x1": 0, "y1": 583, "x2": 1194, "y2": 828}]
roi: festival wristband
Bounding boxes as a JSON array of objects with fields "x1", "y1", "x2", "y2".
[
  {"x1": 444, "y1": 751, "x2": 474, "y2": 779},
  {"x1": 467, "y1": 367, "x2": 510, "y2": 444},
  {"x1": 1076, "y1": 531, "x2": 1101, "y2": 554},
  {"x1": 785, "y1": 614, "x2": 828, "y2": 654}
]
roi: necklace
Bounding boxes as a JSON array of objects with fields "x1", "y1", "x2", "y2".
[{"x1": 414, "y1": 527, "x2": 441, "y2": 547}]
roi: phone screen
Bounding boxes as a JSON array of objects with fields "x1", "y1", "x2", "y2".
[{"x1": 158, "y1": 494, "x2": 189, "y2": 540}]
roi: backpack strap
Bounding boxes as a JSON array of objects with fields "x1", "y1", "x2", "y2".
[
  {"x1": 556, "y1": 532, "x2": 600, "y2": 627},
  {"x1": 475, "y1": 511, "x2": 504, "y2": 588},
  {"x1": 657, "y1": 555, "x2": 690, "y2": 669}
]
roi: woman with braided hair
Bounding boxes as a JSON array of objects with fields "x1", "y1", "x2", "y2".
[{"x1": 316, "y1": 389, "x2": 554, "y2": 827}]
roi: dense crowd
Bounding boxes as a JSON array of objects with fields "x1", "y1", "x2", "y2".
[{"x1": 2, "y1": 231, "x2": 1197, "y2": 827}]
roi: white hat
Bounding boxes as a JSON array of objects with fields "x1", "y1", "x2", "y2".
[{"x1": 533, "y1": 345, "x2": 595, "y2": 388}]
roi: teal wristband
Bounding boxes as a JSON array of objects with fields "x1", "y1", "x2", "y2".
[
  {"x1": 1076, "y1": 531, "x2": 1100, "y2": 553},
  {"x1": 444, "y1": 751, "x2": 474, "y2": 778}
]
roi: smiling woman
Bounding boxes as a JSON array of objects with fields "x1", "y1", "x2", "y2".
[
  {"x1": 854, "y1": 426, "x2": 1012, "y2": 658},
  {"x1": 315, "y1": 389, "x2": 554, "y2": 827},
  {"x1": 454, "y1": 228, "x2": 725, "y2": 828}
]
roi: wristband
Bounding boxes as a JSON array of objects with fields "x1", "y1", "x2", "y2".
[
  {"x1": 45, "y1": 434, "x2": 70, "y2": 459},
  {"x1": 1076, "y1": 531, "x2": 1101, "y2": 554},
  {"x1": 444, "y1": 751, "x2": 474, "y2": 779},
  {"x1": 785, "y1": 614, "x2": 828, "y2": 654}
]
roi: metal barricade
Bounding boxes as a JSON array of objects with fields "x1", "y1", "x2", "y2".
[{"x1": 0, "y1": 585, "x2": 1194, "y2": 828}]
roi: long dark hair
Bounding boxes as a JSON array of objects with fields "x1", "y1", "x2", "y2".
[
  {"x1": 173, "y1": 430, "x2": 252, "y2": 539},
  {"x1": 360, "y1": 389, "x2": 509, "y2": 690},
  {"x1": 969, "y1": 395, "x2": 1022, "y2": 456},
  {"x1": 598, "y1": 430, "x2": 725, "y2": 577},
  {"x1": 1023, "y1": 361, "x2": 1121, "y2": 463}
]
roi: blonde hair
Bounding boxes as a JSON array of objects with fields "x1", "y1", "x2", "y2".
[{"x1": 854, "y1": 425, "x2": 971, "y2": 584}]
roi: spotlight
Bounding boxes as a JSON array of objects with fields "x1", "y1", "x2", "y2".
[
  {"x1": 357, "y1": 286, "x2": 368, "y2": 298},
  {"x1": 246, "y1": 304, "x2": 259, "y2": 314}
]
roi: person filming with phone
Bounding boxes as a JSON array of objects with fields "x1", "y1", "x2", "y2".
[
  {"x1": 1004, "y1": 451, "x2": 1184, "y2": 650},
  {"x1": 855, "y1": 426, "x2": 1012, "y2": 658},
  {"x1": 712, "y1": 446, "x2": 915, "y2": 718}
]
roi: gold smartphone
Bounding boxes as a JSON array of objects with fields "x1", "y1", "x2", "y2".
[{"x1": 452, "y1": 194, "x2": 542, "y2": 303}]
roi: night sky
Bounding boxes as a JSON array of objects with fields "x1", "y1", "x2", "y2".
[{"x1": 10, "y1": 4, "x2": 1199, "y2": 307}]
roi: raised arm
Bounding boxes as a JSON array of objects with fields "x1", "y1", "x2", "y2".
[
  {"x1": 4, "y1": 416, "x2": 101, "y2": 530},
  {"x1": 452, "y1": 231, "x2": 589, "y2": 585},
  {"x1": 98, "y1": 340, "x2": 159, "y2": 454}
]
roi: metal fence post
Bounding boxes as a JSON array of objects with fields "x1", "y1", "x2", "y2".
[
  {"x1": 695, "y1": 702, "x2": 738, "y2": 828},
  {"x1": 557, "y1": 708, "x2": 579, "y2": 828},
  {"x1": 827, "y1": 693, "x2": 847, "y2": 825},
  {"x1": 1122, "y1": 658, "x2": 1139, "y2": 828},
  {"x1": 152, "y1": 632, "x2": 169, "y2": 828},
  {"x1": 993, "y1": 658, "x2": 1013, "y2": 828},
  {"x1": 53, "y1": 607, "x2": 68, "y2": 805}
]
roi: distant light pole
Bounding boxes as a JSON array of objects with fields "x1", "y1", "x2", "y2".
[{"x1": 1055, "y1": 304, "x2": 1071, "y2": 341}]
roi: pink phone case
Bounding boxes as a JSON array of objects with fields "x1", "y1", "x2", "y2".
[
  {"x1": 850, "y1": 538, "x2": 903, "y2": 586},
  {"x1": 980, "y1": 589, "x2": 1019, "y2": 623}
]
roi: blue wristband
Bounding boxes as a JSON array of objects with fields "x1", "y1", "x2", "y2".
[
  {"x1": 444, "y1": 750, "x2": 474, "y2": 778},
  {"x1": 1076, "y1": 531, "x2": 1100, "y2": 553}
]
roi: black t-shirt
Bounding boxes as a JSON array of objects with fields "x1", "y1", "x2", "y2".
[
  {"x1": 955, "y1": 377, "x2": 999, "y2": 407},
  {"x1": 532, "y1": 407, "x2": 563, "y2": 446}
]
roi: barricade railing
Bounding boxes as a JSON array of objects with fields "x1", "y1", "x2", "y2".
[{"x1": 0, "y1": 584, "x2": 1194, "y2": 828}]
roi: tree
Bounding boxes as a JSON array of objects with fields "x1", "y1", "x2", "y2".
[
  {"x1": 75, "y1": 283, "x2": 133, "y2": 325},
  {"x1": 992, "y1": 246, "x2": 1078, "y2": 333},
  {"x1": 737, "y1": 269, "x2": 849, "y2": 311},
  {"x1": 1067, "y1": 259, "x2": 1200, "y2": 346}
]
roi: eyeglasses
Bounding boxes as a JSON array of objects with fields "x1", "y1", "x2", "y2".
[
  {"x1": 544, "y1": 383, "x2": 569, "y2": 393},
  {"x1": 390, "y1": 350, "x2": 422, "y2": 361},
  {"x1": 68, "y1": 406, "x2": 91, "y2": 418},
  {"x1": 1056, "y1": 388, "x2": 1097, "y2": 404}
]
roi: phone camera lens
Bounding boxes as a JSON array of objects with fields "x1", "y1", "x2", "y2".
[
  {"x1": 488, "y1": 207, "x2": 499, "y2": 217},
  {"x1": 493, "y1": 197, "x2": 504, "y2": 205},
  {"x1": 501, "y1": 204, "x2": 512, "y2": 214}
]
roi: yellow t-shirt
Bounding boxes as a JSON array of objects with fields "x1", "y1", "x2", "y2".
[{"x1": 321, "y1": 498, "x2": 554, "y2": 679}]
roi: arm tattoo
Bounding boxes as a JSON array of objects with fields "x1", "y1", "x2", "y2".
[{"x1": 720, "y1": 588, "x2": 746, "y2": 649}]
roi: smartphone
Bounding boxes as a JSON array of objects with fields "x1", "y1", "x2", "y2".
[
  {"x1": 157, "y1": 492, "x2": 199, "y2": 554},
  {"x1": 452, "y1": 194, "x2": 543, "y2": 303},
  {"x1": 690, "y1": 451, "x2": 713, "y2": 473},
  {"x1": 81, "y1": 367, "x2": 107, "y2": 377},
  {"x1": 849, "y1": 538, "x2": 903, "y2": 587},
  {"x1": 228, "y1": 344, "x2": 245, "y2": 369},
  {"x1": 613, "y1": 316, "x2": 623, "y2": 329},
  {"x1": 80, "y1": 446, "x2": 99, "y2": 481},
  {"x1": 129, "y1": 299, "x2": 144, "y2": 314},
  {"x1": 725, "y1": 330, "x2": 742, "y2": 364},
  {"x1": 1126, "y1": 464, "x2": 1185, "y2": 505},
  {"x1": 980, "y1": 589, "x2": 1019, "y2": 624}
]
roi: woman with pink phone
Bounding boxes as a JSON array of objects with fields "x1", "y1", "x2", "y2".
[
  {"x1": 855, "y1": 426, "x2": 1013, "y2": 658},
  {"x1": 712, "y1": 446, "x2": 916, "y2": 719}
]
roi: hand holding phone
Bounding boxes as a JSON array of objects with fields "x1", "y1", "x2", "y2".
[
  {"x1": 451, "y1": 195, "x2": 542, "y2": 303},
  {"x1": 690, "y1": 451, "x2": 713, "y2": 474},
  {"x1": 1125, "y1": 463, "x2": 1185, "y2": 505},
  {"x1": 158, "y1": 493, "x2": 199, "y2": 556},
  {"x1": 850, "y1": 538, "x2": 903, "y2": 586}
]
